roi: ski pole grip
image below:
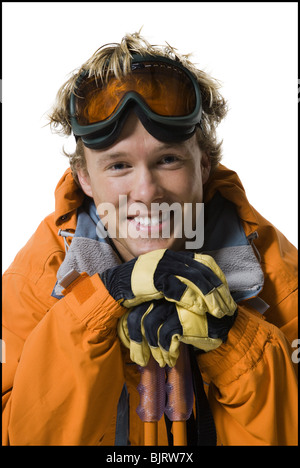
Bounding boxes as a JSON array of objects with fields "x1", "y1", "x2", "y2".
[
  {"x1": 165, "y1": 343, "x2": 194, "y2": 422},
  {"x1": 136, "y1": 355, "x2": 166, "y2": 422}
]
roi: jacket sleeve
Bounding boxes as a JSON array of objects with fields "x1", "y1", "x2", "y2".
[
  {"x1": 197, "y1": 305, "x2": 298, "y2": 446},
  {"x1": 2, "y1": 271, "x2": 126, "y2": 446}
]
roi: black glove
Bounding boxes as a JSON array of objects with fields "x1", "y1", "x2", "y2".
[{"x1": 101, "y1": 249, "x2": 237, "y2": 318}]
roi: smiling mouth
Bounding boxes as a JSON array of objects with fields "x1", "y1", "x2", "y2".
[
  {"x1": 126, "y1": 211, "x2": 174, "y2": 237},
  {"x1": 128, "y1": 211, "x2": 170, "y2": 227}
]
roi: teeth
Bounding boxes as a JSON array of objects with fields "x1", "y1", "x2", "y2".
[
  {"x1": 150, "y1": 216, "x2": 159, "y2": 226},
  {"x1": 140, "y1": 217, "x2": 149, "y2": 226},
  {"x1": 133, "y1": 212, "x2": 170, "y2": 226},
  {"x1": 133, "y1": 216, "x2": 154, "y2": 226}
]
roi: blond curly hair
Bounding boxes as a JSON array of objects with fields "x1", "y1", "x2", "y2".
[{"x1": 47, "y1": 31, "x2": 228, "y2": 184}]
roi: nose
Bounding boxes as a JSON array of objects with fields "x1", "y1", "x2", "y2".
[{"x1": 130, "y1": 166, "x2": 164, "y2": 206}]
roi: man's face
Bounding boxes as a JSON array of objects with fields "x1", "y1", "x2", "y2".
[{"x1": 77, "y1": 113, "x2": 210, "y2": 261}]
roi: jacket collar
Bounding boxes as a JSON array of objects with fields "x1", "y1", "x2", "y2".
[
  {"x1": 54, "y1": 168, "x2": 85, "y2": 229},
  {"x1": 204, "y1": 164, "x2": 259, "y2": 237}
]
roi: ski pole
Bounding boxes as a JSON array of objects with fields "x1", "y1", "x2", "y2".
[
  {"x1": 165, "y1": 344, "x2": 194, "y2": 446},
  {"x1": 136, "y1": 355, "x2": 166, "y2": 446},
  {"x1": 137, "y1": 344, "x2": 193, "y2": 446}
]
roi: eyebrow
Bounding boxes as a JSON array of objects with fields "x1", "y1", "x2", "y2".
[
  {"x1": 95, "y1": 142, "x2": 187, "y2": 161},
  {"x1": 98, "y1": 152, "x2": 127, "y2": 161},
  {"x1": 156, "y1": 142, "x2": 186, "y2": 151}
]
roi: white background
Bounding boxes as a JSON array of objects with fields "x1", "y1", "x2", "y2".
[{"x1": 2, "y1": 2, "x2": 298, "y2": 273}]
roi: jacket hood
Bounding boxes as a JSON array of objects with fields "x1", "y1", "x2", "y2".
[{"x1": 54, "y1": 164, "x2": 259, "y2": 236}]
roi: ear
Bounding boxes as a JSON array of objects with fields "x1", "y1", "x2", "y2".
[
  {"x1": 200, "y1": 152, "x2": 211, "y2": 184},
  {"x1": 77, "y1": 169, "x2": 93, "y2": 198}
]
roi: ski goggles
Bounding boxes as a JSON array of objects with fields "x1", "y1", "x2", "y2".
[{"x1": 70, "y1": 54, "x2": 202, "y2": 149}]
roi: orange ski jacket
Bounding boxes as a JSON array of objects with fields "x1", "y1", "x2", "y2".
[{"x1": 2, "y1": 165, "x2": 298, "y2": 446}]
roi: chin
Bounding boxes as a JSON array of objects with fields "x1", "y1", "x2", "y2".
[{"x1": 116, "y1": 237, "x2": 186, "y2": 261}]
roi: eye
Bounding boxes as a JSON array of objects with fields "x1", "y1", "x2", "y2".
[
  {"x1": 160, "y1": 155, "x2": 180, "y2": 165},
  {"x1": 159, "y1": 154, "x2": 184, "y2": 168},
  {"x1": 108, "y1": 162, "x2": 130, "y2": 171}
]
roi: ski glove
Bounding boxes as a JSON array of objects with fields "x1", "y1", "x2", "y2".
[
  {"x1": 118, "y1": 298, "x2": 237, "y2": 367},
  {"x1": 100, "y1": 249, "x2": 237, "y2": 318}
]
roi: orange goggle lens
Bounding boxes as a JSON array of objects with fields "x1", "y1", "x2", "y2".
[{"x1": 75, "y1": 61, "x2": 197, "y2": 126}]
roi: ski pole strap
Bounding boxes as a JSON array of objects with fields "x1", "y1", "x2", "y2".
[{"x1": 189, "y1": 346, "x2": 217, "y2": 446}]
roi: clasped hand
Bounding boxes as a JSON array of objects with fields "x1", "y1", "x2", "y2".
[{"x1": 100, "y1": 249, "x2": 237, "y2": 367}]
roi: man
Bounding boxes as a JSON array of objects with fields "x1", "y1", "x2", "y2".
[{"x1": 2, "y1": 32, "x2": 298, "y2": 446}]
